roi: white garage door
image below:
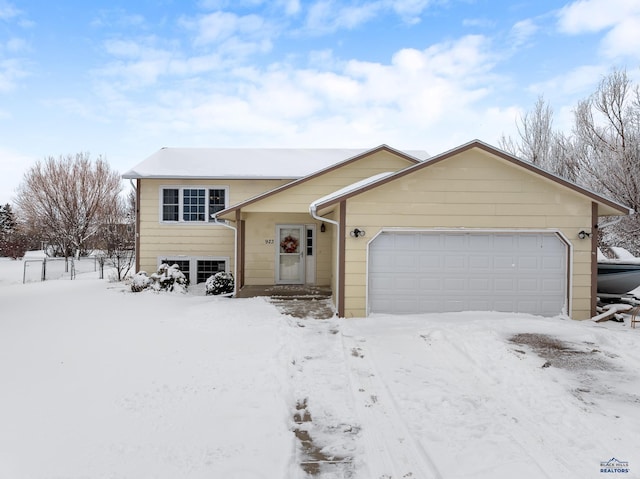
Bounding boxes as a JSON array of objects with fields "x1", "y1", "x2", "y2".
[{"x1": 368, "y1": 231, "x2": 568, "y2": 316}]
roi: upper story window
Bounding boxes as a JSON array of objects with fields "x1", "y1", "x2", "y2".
[{"x1": 161, "y1": 186, "x2": 228, "y2": 223}]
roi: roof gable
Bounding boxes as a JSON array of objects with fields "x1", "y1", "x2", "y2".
[
  {"x1": 123, "y1": 146, "x2": 428, "y2": 180},
  {"x1": 310, "y1": 140, "x2": 632, "y2": 217},
  {"x1": 215, "y1": 145, "x2": 425, "y2": 218}
]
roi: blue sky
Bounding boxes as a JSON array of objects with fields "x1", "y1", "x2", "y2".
[{"x1": 1, "y1": 0, "x2": 640, "y2": 204}]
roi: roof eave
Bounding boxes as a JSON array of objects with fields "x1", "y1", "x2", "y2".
[{"x1": 310, "y1": 139, "x2": 634, "y2": 216}]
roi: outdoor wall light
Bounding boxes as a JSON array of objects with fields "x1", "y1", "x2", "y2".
[
  {"x1": 320, "y1": 222, "x2": 326, "y2": 233},
  {"x1": 350, "y1": 228, "x2": 366, "y2": 238},
  {"x1": 578, "y1": 230, "x2": 591, "y2": 239}
]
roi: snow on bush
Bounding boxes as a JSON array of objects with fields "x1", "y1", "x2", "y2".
[
  {"x1": 130, "y1": 264, "x2": 188, "y2": 293},
  {"x1": 205, "y1": 272, "x2": 234, "y2": 296},
  {"x1": 130, "y1": 271, "x2": 151, "y2": 292}
]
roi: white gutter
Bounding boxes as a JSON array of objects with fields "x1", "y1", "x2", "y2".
[
  {"x1": 309, "y1": 203, "x2": 340, "y2": 316},
  {"x1": 211, "y1": 215, "x2": 238, "y2": 297}
]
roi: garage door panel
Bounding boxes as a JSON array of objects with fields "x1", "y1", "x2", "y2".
[
  {"x1": 420, "y1": 278, "x2": 441, "y2": 290},
  {"x1": 444, "y1": 255, "x2": 465, "y2": 270},
  {"x1": 394, "y1": 254, "x2": 420, "y2": 271},
  {"x1": 468, "y1": 299, "x2": 492, "y2": 310},
  {"x1": 493, "y1": 256, "x2": 516, "y2": 269},
  {"x1": 494, "y1": 278, "x2": 515, "y2": 292},
  {"x1": 469, "y1": 278, "x2": 491, "y2": 292},
  {"x1": 419, "y1": 234, "x2": 442, "y2": 248},
  {"x1": 369, "y1": 232, "x2": 567, "y2": 317},
  {"x1": 518, "y1": 256, "x2": 539, "y2": 269},
  {"x1": 542, "y1": 256, "x2": 564, "y2": 270},
  {"x1": 542, "y1": 278, "x2": 563, "y2": 291},
  {"x1": 444, "y1": 278, "x2": 466, "y2": 290},
  {"x1": 469, "y1": 255, "x2": 491, "y2": 270},
  {"x1": 420, "y1": 255, "x2": 441, "y2": 269},
  {"x1": 468, "y1": 234, "x2": 491, "y2": 248},
  {"x1": 444, "y1": 235, "x2": 466, "y2": 249},
  {"x1": 517, "y1": 278, "x2": 538, "y2": 291}
]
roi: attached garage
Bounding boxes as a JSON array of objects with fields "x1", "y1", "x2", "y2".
[{"x1": 368, "y1": 230, "x2": 569, "y2": 317}]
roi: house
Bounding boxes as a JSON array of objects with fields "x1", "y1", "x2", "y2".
[{"x1": 123, "y1": 140, "x2": 632, "y2": 320}]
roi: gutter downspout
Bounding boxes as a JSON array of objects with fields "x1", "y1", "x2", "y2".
[
  {"x1": 130, "y1": 179, "x2": 140, "y2": 273},
  {"x1": 310, "y1": 203, "x2": 340, "y2": 317},
  {"x1": 211, "y1": 214, "x2": 238, "y2": 297}
]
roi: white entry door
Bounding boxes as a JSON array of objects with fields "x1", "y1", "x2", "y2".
[{"x1": 276, "y1": 225, "x2": 305, "y2": 284}]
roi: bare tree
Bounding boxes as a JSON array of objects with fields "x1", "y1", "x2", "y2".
[
  {"x1": 572, "y1": 69, "x2": 640, "y2": 252},
  {"x1": 502, "y1": 68, "x2": 640, "y2": 252},
  {"x1": 499, "y1": 96, "x2": 579, "y2": 180},
  {"x1": 94, "y1": 189, "x2": 135, "y2": 281},
  {"x1": 15, "y1": 153, "x2": 122, "y2": 258}
]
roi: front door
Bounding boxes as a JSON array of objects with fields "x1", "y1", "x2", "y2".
[{"x1": 276, "y1": 225, "x2": 305, "y2": 284}]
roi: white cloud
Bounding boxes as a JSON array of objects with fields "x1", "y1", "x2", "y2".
[
  {"x1": 529, "y1": 63, "x2": 606, "y2": 98},
  {"x1": 91, "y1": 9, "x2": 145, "y2": 29},
  {"x1": 280, "y1": 0, "x2": 301, "y2": 15},
  {"x1": 0, "y1": 58, "x2": 27, "y2": 92},
  {"x1": 94, "y1": 32, "x2": 510, "y2": 153},
  {"x1": 305, "y1": 1, "x2": 382, "y2": 33},
  {"x1": 600, "y1": 15, "x2": 640, "y2": 58},
  {"x1": 389, "y1": 0, "x2": 432, "y2": 24},
  {"x1": 557, "y1": 0, "x2": 640, "y2": 59},
  {"x1": 509, "y1": 19, "x2": 538, "y2": 48},
  {"x1": 557, "y1": 0, "x2": 640, "y2": 33},
  {"x1": 5, "y1": 37, "x2": 28, "y2": 53},
  {"x1": 462, "y1": 17, "x2": 496, "y2": 28},
  {"x1": 302, "y1": 0, "x2": 437, "y2": 33},
  {"x1": 181, "y1": 11, "x2": 272, "y2": 46},
  {"x1": 0, "y1": 2, "x2": 20, "y2": 21}
]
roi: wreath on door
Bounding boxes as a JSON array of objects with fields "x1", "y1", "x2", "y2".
[{"x1": 280, "y1": 235, "x2": 299, "y2": 253}]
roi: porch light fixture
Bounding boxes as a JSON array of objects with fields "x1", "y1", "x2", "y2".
[
  {"x1": 578, "y1": 230, "x2": 591, "y2": 239},
  {"x1": 350, "y1": 228, "x2": 366, "y2": 238},
  {"x1": 320, "y1": 222, "x2": 326, "y2": 233}
]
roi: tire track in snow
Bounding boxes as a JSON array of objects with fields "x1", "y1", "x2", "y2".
[
  {"x1": 415, "y1": 328, "x2": 604, "y2": 478},
  {"x1": 342, "y1": 332, "x2": 443, "y2": 479}
]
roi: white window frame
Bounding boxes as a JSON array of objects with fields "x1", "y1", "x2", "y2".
[
  {"x1": 157, "y1": 256, "x2": 230, "y2": 284},
  {"x1": 159, "y1": 185, "x2": 229, "y2": 224}
]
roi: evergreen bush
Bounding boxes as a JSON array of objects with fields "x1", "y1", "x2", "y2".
[
  {"x1": 130, "y1": 264, "x2": 188, "y2": 293},
  {"x1": 205, "y1": 272, "x2": 234, "y2": 296}
]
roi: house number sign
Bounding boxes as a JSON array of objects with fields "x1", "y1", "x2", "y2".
[{"x1": 264, "y1": 239, "x2": 274, "y2": 244}]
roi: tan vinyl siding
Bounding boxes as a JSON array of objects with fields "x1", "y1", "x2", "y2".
[
  {"x1": 241, "y1": 213, "x2": 333, "y2": 285},
  {"x1": 238, "y1": 151, "x2": 414, "y2": 214},
  {"x1": 137, "y1": 178, "x2": 288, "y2": 275},
  {"x1": 341, "y1": 149, "x2": 594, "y2": 319}
]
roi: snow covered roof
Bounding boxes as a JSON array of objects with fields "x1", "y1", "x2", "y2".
[
  {"x1": 310, "y1": 172, "x2": 395, "y2": 213},
  {"x1": 122, "y1": 147, "x2": 430, "y2": 180},
  {"x1": 311, "y1": 139, "x2": 633, "y2": 217}
]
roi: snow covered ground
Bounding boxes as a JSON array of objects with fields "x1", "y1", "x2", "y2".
[{"x1": 1, "y1": 257, "x2": 639, "y2": 479}]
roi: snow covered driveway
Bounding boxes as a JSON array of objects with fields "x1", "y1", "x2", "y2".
[
  {"x1": 1, "y1": 270, "x2": 639, "y2": 478},
  {"x1": 288, "y1": 312, "x2": 640, "y2": 478}
]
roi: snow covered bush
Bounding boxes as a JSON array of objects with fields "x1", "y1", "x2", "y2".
[
  {"x1": 205, "y1": 272, "x2": 234, "y2": 296},
  {"x1": 130, "y1": 264, "x2": 188, "y2": 293},
  {"x1": 150, "y1": 263, "x2": 188, "y2": 293},
  {"x1": 130, "y1": 271, "x2": 151, "y2": 292}
]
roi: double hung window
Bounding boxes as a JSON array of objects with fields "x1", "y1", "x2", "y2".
[{"x1": 161, "y1": 187, "x2": 228, "y2": 222}]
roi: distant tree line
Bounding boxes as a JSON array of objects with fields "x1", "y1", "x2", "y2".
[{"x1": 500, "y1": 68, "x2": 640, "y2": 253}]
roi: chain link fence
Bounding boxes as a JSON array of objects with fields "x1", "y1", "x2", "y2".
[{"x1": 22, "y1": 257, "x2": 99, "y2": 283}]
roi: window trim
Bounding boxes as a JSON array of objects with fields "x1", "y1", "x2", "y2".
[
  {"x1": 157, "y1": 256, "x2": 230, "y2": 284},
  {"x1": 159, "y1": 185, "x2": 229, "y2": 224}
]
